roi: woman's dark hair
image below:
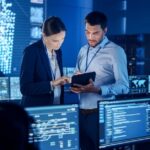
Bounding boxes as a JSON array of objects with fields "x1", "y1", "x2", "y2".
[
  {"x1": 0, "y1": 102, "x2": 38, "y2": 150},
  {"x1": 42, "y1": 16, "x2": 66, "y2": 36},
  {"x1": 85, "y1": 11, "x2": 107, "y2": 30}
]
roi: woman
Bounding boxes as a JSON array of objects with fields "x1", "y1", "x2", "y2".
[{"x1": 20, "y1": 16, "x2": 69, "y2": 107}]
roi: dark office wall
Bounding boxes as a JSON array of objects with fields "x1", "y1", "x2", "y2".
[
  {"x1": 126, "y1": 0, "x2": 150, "y2": 34},
  {"x1": 46, "y1": 0, "x2": 93, "y2": 67},
  {"x1": 93, "y1": 0, "x2": 150, "y2": 35},
  {"x1": 93, "y1": 0, "x2": 125, "y2": 35}
]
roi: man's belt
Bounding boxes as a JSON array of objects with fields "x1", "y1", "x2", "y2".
[{"x1": 80, "y1": 108, "x2": 98, "y2": 115}]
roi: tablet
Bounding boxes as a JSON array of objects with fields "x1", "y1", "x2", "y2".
[{"x1": 71, "y1": 72, "x2": 96, "y2": 87}]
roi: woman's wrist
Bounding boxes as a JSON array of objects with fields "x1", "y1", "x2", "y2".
[{"x1": 50, "y1": 81, "x2": 54, "y2": 90}]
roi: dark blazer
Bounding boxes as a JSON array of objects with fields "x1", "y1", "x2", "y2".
[{"x1": 20, "y1": 39, "x2": 64, "y2": 107}]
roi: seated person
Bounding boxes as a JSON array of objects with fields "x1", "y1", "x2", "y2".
[{"x1": 0, "y1": 102, "x2": 39, "y2": 150}]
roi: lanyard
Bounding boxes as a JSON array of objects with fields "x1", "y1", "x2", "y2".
[
  {"x1": 46, "y1": 48, "x2": 57, "y2": 80},
  {"x1": 50, "y1": 53, "x2": 58, "y2": 80},
  {"x1": 85, "y1": 46, "x2": 101, "y2": 72},
  {"x1": 43, "y1": 40, "x2": 58, "y2": 80},
  {"x1": 51, "y1": 62, "x2": 57, "y2": 80}
]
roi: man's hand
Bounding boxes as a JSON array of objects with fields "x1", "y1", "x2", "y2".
[{"x1": 71, "y1": 79, "x2": 99, "y2": 94}]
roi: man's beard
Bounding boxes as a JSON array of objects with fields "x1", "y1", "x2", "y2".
[{"x1": 88, "y1": 40, "x2": 102, "y2": 48}]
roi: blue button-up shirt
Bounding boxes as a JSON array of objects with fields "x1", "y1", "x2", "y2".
[{"x1": 76, "y1": 36, "x2": 129, "y2": 109}]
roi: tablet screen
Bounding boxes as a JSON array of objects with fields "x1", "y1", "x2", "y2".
[{"x1": 71, "y1": 72, "x2": 96, "y2": 87}]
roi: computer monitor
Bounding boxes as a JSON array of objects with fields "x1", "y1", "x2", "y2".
[
  {"x1": 129, "y1": 75, "x2": 148, "y2": 94},
  {"x1": 10, "y1": 77, "x2": 22, "y2": 100},
  {"x1": 0, "y1": 77, "x2": 9, "y2": 100},
  {"x1": 148, "y1": 75, "x2": 150, "y2": 94},
  {"x1": 98, "y1": 98, "x2": 150, "y2": 149},
  {"x1": 26, "y1": 104, "x2": 79, "y2": 150}
]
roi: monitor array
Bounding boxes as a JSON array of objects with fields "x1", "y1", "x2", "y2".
[{"x1": 0, "y1": 77, "x2": 22, "y2": 100}]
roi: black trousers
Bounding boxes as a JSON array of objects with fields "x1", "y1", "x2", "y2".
[{"x1": 79, "y1": 110, "x2": 99, "y2": 150}]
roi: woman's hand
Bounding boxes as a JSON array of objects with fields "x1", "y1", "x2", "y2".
[{"x1": 52, "y1": 76, "x2": 70, "y2": 86}]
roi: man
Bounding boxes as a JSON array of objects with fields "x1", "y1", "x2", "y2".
[{"x1": 72, "y1": 11, "x2": 129, "y2": 150}]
